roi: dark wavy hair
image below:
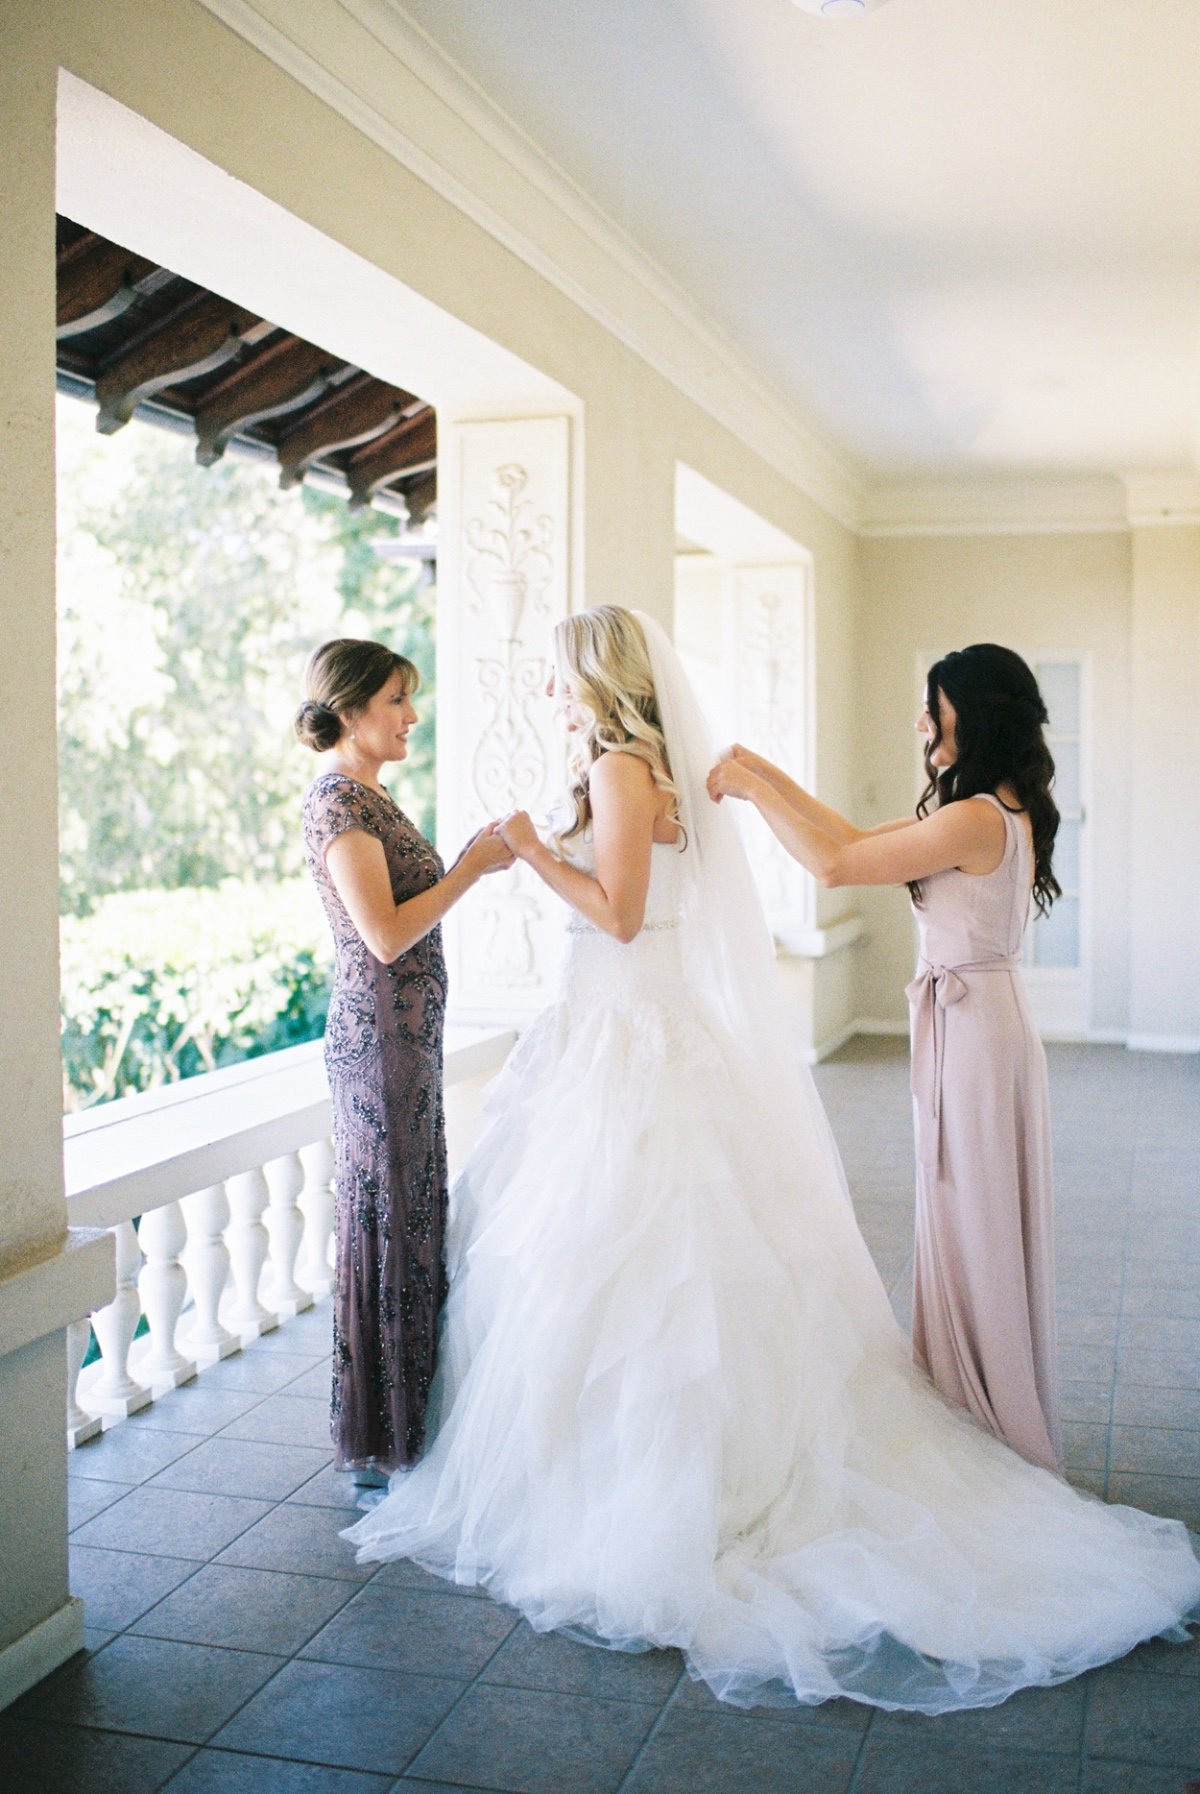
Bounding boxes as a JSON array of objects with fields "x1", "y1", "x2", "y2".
[{"x1": 911, "y1": 644, "x2": 1061, "y2": 918}]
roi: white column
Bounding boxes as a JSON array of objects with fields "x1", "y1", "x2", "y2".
[
  {"x1": 296, "y1": 1138, "x2": 336, "y2": 1298},
  {"x1": 65, "y1": 1319, "x2": 101, "y2": 1449},
  {"x1": 84, "y1": 1220, "x2": 151, "y2": 1419},
  {"x1": 224, "y1": 1167, "x2": 277, "y2": 1339},
  {"x1": 136, "y1": 1200, "x2": 197, "y2": 1392},
  {"x1": 181, "y1": 1182, "x2": 239, "y2": 1364},
  {"x1": 1126, "y1": 502, "x2": 1200, "y2": 1049},
  {"x1": 730, "y1": 563, "x2": 815, "y2": 942},
  {"x1": 263, "y1": 1151, "x2": 312, "y2": 1317},
  {"x1": 438, "y1": 416, "x2": 573, "y2": 1024}
]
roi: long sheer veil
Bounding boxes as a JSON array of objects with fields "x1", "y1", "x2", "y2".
[{"x1": 632, "y1": 608, "x2": 860, "y2": 1218}]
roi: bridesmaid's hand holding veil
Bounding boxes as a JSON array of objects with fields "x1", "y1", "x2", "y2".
[{"x1": 707, "y1": 748, "x2": 767, "y2": 805}]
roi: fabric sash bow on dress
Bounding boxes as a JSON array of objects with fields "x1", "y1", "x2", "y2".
[{"x1": 905, "y1": 955, "x2": 1022, "y2": 1172}]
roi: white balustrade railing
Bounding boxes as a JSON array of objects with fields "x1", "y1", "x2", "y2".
[{"x1": 64, "y1": 1028, "x2": 515, "y2": 1444}]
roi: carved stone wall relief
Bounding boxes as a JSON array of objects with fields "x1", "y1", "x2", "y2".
[{"x1": 438, "y1": 418, "x2": 571, "y2": 1021}]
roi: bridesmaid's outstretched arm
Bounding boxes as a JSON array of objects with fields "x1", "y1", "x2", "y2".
[
  {"x1": 708, "y1": 756, "x2": 1004, "y2": 889},
  {"x1": 716, "y1": 745, "x2": 918, "y2": 845}
]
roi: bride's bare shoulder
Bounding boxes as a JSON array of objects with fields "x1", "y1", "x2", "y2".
[{"x1": 587, "y1": 748, "x2": 654, "y2": 793}]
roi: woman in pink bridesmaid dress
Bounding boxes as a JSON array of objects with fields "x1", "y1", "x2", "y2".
[{"x1": 708, "y1": 644, "x2": 1063, "y2": 1474}]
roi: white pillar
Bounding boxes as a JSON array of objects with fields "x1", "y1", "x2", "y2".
[
  {"x1": 437, "y1": 416, "x2": 573, "y2": 1024},
  {"x1": 224, "y1": 1168, "x2": 278, "y2": 1339},
  {"x1": 1126, "y1": 501, "x2": 1200, "y2": 1050},
  {"x1": 136, "y1": 1201, "x2": 196, "y2": 1392},
  {"x1": 85, "y1": 1220, "x2": 151, "y2": 1419},
  {"x1": 296, "y1": 1138, "x2": 336, "y2": 1298},
  {"x1": 181, "y1": 1183, "x2": 239, "y2": 1365},
  {"x1": 65, "y1": 1319, "x2": 101, "y2": 1449},
  {"x1": 730, "y1": 563, "x2": 815, "y2": 943},
  {"x1": 263, "y1": 1151, "x2": 312, "y2": 1317}
]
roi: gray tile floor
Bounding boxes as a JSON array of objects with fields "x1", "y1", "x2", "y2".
[{"x1": 4, "y1": 1041, "x2": 1198, "y2": 1793}]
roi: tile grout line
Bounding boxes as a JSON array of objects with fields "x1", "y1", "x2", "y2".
[
  {"x1": 843, "y1": 1703, "x2": 877, "y2": 1794},
  {"x1": 609, "y1": 1665, "x2": 689, "y2": 1794},
  {"x1": 384, "y1": 1599, "x2": 551, "y2": 1790}
]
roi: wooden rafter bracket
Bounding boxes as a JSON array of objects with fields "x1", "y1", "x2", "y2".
[
  {"x1": 346, "y1": 408, "x2": 437, "y2": 509},
  {"x1": 193, "y1": 338, "x2": 349, "y2": 466},
  {"x1": 398, "y1": 469, "x2": 437, "y2": 522},
  {"x1": 94, "y1": 296, "x2": 276, "y2": 436},
  {"x1": 276, "y1": 376, "x2": 418, "y2": 489},
  {"x1": 57, "y1": 237, "x2": 167, "y2": 340}
]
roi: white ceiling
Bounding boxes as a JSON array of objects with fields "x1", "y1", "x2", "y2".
[{"x1": 393, "y1": 0, "x2": 1200, "y2": 485}]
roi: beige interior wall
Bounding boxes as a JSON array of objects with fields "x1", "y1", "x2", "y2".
[{"x1": 855, "y1": 529, "x2": 1133, "y2": 1033}]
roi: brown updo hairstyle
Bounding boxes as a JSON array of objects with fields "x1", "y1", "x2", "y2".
[{"x1": 294, "y1": 638, "x2": 419, "y2": 753}]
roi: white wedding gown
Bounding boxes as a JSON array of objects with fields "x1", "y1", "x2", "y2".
[{"x1": 346, "y1": 831, "x2": 1199, "y2": 1712}]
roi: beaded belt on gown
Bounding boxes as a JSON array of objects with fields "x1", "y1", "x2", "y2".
[{"x1": 565, "y1": 916, "x2": 680, "y2": 936}]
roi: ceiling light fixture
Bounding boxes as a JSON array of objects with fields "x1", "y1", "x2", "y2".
[{"x1": 791, "y1": 0, "x2": 894, "y2": 18}]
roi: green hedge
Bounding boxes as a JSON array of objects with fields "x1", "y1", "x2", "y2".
[{"x1": 61, "y1": 878, "x2": 334, "y2": 1111}]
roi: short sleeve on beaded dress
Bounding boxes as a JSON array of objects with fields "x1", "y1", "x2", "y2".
[{"x1": 303, "y1": 772, "x2": 448, "y2": 1472}]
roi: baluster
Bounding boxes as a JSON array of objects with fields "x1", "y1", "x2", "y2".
[
  {"x1": 264, "y1": 1151, "x2": 312, "y2": 1318},
  {"x1": 66, "y1": 1317, "x2": 102, "y2": 1447},
  {"x1": 297, "y1": 1137, "x2": 336, "y2": 1298},
  {"x1": 225, "y1": 1166, "x2": 277, "y2": 1338},
  {"x1": 85, "y1": 1220, "x2": 151, "y2": 1418},
  {"x1": 181, "y1": 1182, "x2": 239, "y2": 1365},
  {"x1": 137, "y1": 1200, "x2": 197, "y2": 1391}
]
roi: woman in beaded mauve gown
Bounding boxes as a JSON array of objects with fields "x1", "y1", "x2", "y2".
[{"x1": 296, "y1": 638, "x2": 512, "y2": 1481}]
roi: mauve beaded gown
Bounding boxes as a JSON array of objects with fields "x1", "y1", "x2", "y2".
[
  {"x1": 304, "y1": 772, "x2": 448, "y2": 1473},
  {"x1": 906, "y1": 791, "x2": 1062, "y2": 1475}
]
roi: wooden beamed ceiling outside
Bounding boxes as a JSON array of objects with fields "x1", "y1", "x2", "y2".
[{"x1": 55, "y1": 217, "x2": 436, "y2": 519}]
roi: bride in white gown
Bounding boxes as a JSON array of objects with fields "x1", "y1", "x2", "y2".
[{"x1": 345, "y1": 605, "x2": 1199, "y2": 1712}]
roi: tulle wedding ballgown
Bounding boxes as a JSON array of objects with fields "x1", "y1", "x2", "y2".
[{"x1": 345, "y1": 615, "x2": 1199, "y2": 1713}]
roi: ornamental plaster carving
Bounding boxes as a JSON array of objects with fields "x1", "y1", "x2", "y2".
[{"x1": 439, "y1": 417, "x2": 571, "y2": 1021}]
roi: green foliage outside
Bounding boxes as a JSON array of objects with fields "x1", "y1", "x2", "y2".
[{"x1": 57, "y1": 393, "x2": 437, "y2": 1110}]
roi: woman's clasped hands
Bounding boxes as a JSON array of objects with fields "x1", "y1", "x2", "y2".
[
  {"x1": 496, "y1": 809, "x2": 542, "y2": 861},
  {"x1": 454, "y1": 820, "x2": 517, "y2": 878}
]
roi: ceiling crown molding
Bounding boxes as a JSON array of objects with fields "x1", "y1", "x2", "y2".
[
  {"x1": 1122, "y1": 473, "x2": 1200, "y2": 527},
  {"x1": 860, "y1": 476, "x2": 1130, "y2": 538},
  {"x1": 196, "y1": 0, "x2": 865, "y2": 528}
]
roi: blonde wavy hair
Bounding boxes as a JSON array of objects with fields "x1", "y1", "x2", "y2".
[{"x1": 549, "y1": 605, "x2": 682, "y2": 852}]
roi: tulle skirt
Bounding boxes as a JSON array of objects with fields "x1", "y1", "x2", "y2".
[{"x1": 345, "y1": 929, "x2": 1200, "y2": 1711}]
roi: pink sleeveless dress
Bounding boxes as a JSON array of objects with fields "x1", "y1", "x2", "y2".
[{"x1": 906, "y1": 792, "x2": 1062, "y2": 1475}]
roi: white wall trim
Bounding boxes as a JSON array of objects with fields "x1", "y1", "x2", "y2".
[
  {"x1": 195, "y1": 0, "x2": 864, "y2": 528},
  {"x1": 1126, "y1": 1032, "x2": 1200, "y2": 1054},
  {"x1": 805, "y1": 1018, "x2": 863, "y2": 1065},
  {"x1": 0, "y1": 1230, "x2": 115, "y2": 1361},
  {"x1": 1122, "y1": 474, "x2": 1200, "y2": 528},
  {"x1": 0, "y1": 1598, "x2": 84, "y2": 1714},
  {"x1": 860, "y1": 477, "x2": 1130, "y2": 539},
  {"x1": 776, "y1": 916, "x2": 863, "y2": 960}
]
